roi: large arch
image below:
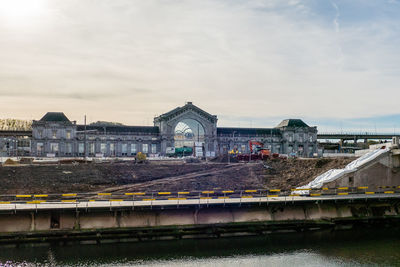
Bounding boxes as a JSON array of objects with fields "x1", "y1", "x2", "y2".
[
  {"x1": 154, "y1": 102, "x2": 218, "y2": 157},
  {"x1": 174, "y1": 118, "x2": 205, "y2": 148}
]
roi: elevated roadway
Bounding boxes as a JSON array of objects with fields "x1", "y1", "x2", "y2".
[{"x1": 317, "y1": 132, "x2": 399, "y2": 141}]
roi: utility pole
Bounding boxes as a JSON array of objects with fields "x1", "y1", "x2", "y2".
[{"x1": 84, "y1": 115, "x2": 87, "y2": 160}]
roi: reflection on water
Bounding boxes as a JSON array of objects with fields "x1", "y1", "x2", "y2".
[{"x1": 0, "y1": 227, "x2": 399, "y2": 266}]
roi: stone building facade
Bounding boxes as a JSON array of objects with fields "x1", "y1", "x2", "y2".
[{"x1": 30, "y1": 102, "x2": 318, "y2": 158}]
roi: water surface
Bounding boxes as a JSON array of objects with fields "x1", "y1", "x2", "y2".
[{"x1": 0, "y1": 227, "x2": 399, "y2": 266}]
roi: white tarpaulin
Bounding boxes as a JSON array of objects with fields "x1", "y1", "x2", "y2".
[{"x1": 297, "y1": 147, "x2": 390, "y2": 191}]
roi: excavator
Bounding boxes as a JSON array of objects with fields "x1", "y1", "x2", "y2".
[{"x1": 236, "y1": 141, "x2": 272, "y2": 161}]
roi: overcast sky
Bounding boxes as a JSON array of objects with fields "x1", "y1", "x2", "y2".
[{"x1": 0, "y1": 0, "x2": 399, "y2": 132}]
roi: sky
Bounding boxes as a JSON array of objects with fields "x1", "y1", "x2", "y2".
[{"x1": 0, "y1": 0, "x2": 399, "y2": 133}]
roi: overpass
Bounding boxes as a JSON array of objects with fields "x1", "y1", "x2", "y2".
[{"x1": 317, "y1": 132, "x2": 400, "y2": 141}]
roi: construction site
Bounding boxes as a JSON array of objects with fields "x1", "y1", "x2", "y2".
[{"x1": 0, "y1": 157, "x2": 353, "y2": 195}]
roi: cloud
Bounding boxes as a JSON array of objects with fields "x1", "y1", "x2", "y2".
[{"x1": 0, "y1": 0, "x2": 399, "y2": 130}]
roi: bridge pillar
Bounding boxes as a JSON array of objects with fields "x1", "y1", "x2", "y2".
[{"x1": 339, "y1": 139, "x2": 344, "y2": 152}]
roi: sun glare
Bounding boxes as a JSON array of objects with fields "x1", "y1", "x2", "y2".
[{"x1": 0, "y1": 0, "x2": 45, "y2": 25}]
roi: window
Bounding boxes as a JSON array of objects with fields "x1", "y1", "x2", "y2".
[
  {"x1": 78, "y1": 143, "x2": 84, "y2": 155},
  {"x1": 151, "y1": 144, "x2": 157, "y2": 154},
  {"x1": 50, "y1": 143, "x2": 59, "y2": 153},
  {"x1": 122, "y1": 144, "x2": 128, "y2": 156},
  {"x1": 142, "y1": 144, "x2": 148, "y2": 154},
  {"x1": 52, "y1": 130, "x2": 57, "y2": 139},
  {"x1": 37, "y1": 142, "x2": 44, "y2": 155},
  {"x1": 288, "y1": 134, "x2": 293, "y2": 142},
  {"x1": 101, "y1": 143, "x2": 107, "y2": 154},
  {"x1": 110, "y1": 143, "x2": 115, "y2": 156},
  {"x1": 89, "y1": 143, "x2": 95, "y2": 155},
  {"x1": 38, "y1": 130, "x2": 43, "y2": 139},
  {"x1": 241, "y1": 145, "x2": 246, "y2": 153},
  {"x1": 131, "y1": 144, "x2": 137, "y2": 155},
  {"x1": 309, "y1": 135, "x2": 314, "y2": 142},
  {"x1": 66, "y1": 130, "x2": 71, "y2": 139},
  {"x1": 66, "y1": 143, "x2": 72, "y2": 155}
]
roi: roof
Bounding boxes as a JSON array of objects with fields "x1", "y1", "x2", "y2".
[
  {"x1": 217, "y1": 127, "x2": 281, "y2": 136},
  {"x1": 154, "y1": 102, "x2": 217, "y2": 123},
  {"x1": 276, "y1": 119, "x2": 309, "y2": 128},
  {"x1": 77, "y1": 125, "x2": 159, "y2": 134},
  {"x1": 39, "y1": 112, "x2": 70, "y2": 122}
]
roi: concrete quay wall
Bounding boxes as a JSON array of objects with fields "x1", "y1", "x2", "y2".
[{"x1": 0, "y1": 201, "x2": 399, "y2": 237}]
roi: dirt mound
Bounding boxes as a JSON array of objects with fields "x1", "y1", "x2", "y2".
[
  {"x1": 263, "y1": 157, "x2": 354, "y2": 190},
  {"x1": 3, "y1": 159, "x2": 19, "y2": 166}
]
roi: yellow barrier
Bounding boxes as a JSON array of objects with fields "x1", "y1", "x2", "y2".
[
  {"x1": 125, "y1": 192, "x2": 145, "y2": 196},
  {"x1": 270, "y1": 189, "x2": 281, "y2": 192},
  {"x1": 338, "y1": 192, "x2": 348, "y2": 195},
  {"x1": 200, "y1": 197, "x2": 212, "y2": 199},
  {"x1": 16, "y1": 195, "x2": 31, "y2": 198},
  {"x1": 202, "y1": 191, "x2": 214, "y2": 194},
  {"x1": 61, "y1": 200, "x2": 76, "y2": 203},
  {"x1": 245, "y1": 190, "x2": 257, "y2": 193},
  {"x1": 158, "y1": 192, "x2": 171, "y2": 195},
  {"x1": 241, "y1": 196, "x2": 253, "y2": 198},
  {"x1": 310, "y1": 193, "x2": 321, "y2": 197},
  {"x1": 338, "y1": 187, "x2": 348, "y2": 190},
  {"x1": 89, "y1": 200, "x2": 96, "y2": 202},
  {"x1": 27, "y1": 200, "x2": 46, "y2": 204},
  {"x1": 142, "y1": 199, "x2": 155, "y2": 201},
  {"x1": 62, "y1": 193, "x2": 77, "y2": 197},
  {"x1": 384, "y1": 191, "x2": 394, "y2": 194},
  {"x1": 110, "y1": 199, "x2": 124, "y2": 202},
  {"x1": 0, "y1": 202, "x2": 11, "y2": 204},
  {"x1": 365, "y1": 192, "x2": 375, "y2": 195},
  {"x1": 322, "y1": 188, "x2": 328, "y2": 190},
  {"x1": 222, "y1": 191, "x2": 234, "y2": 193},
  {"x1": 267, "y1": 195, "x2": 279, "y2": 198},
  {"x1": 34, "y1": 194, "x2": 48, "y2": 198},
  {"x1": 168, "y1": 198, "x2": 187, "y2": 200},
  {"x1": 178, "y1": 192, "x2": 190, "y2": 195},
  {"x1": 98, "y1": 193, "x2": 111, "y2": 196},
  {"x1": 218, "y1": 197, "x2": 229, "y2": 199},
  {"x1": 358, "y1": 186, "x2": 368, "y2": 189}
]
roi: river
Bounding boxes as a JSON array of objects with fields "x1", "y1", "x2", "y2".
[{"x1": 0, "y1": 227, "x2": 399, "y2": 266}]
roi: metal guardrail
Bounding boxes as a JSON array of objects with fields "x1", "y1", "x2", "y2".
[{"x1": 1, "y1": 186, "x2": 399, "y2": 204}]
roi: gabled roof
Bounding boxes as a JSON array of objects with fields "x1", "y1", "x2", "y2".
[
  {"x1": 217, "y1": 127, "x2": 281, "y2": 136},
  {"x1": 39, "y1": 112, "x2": 70, "y2": 122},
  {"x1": 154, "y1": 102, "x2": 217, "y2": 123},
  {"x1": 276, "y1": 119, "x2": 309, "y2": 128}
]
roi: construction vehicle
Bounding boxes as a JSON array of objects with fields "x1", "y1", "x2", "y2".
[
  {"x1": 135, "y1": 152, "x2": 147, "y2": 163},
  {"x1": 236, "y1": 141, "x2": 284, "y2": 161}
]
